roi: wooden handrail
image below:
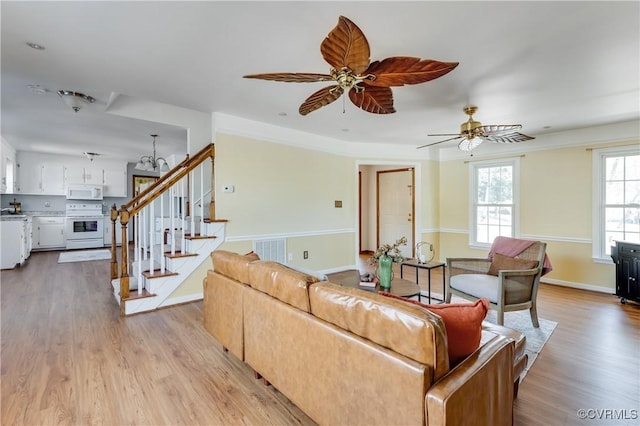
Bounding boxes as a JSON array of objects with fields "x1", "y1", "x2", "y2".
[
  {"x1": 126, "y1": 145, "x2": 214, "y2": 218},
  {"x1": 122, "y1": 144, "x2": 214, "y2": 211}
]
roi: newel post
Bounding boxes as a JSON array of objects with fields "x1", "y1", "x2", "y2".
[
  {"x1": 209, "y1": 155, "x2": 216, "y2": 221},
  {"x1": 109, "y1": 204, "x2": 119, "y2": 281},
  {"x1": 119, "y1": 208, "x2": 130, "y2": 315}
]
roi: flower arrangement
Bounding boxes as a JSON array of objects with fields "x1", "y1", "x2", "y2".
[{"x1": 369, "y1": 236, "x2": 408, "y2": 265}]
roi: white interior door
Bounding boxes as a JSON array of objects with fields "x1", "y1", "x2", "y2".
[{"x1": 378, "y1": 169, "x2": 414, "y2": 258}]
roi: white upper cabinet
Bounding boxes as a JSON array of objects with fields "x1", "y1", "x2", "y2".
[
  {"x1": 42, "y1": 163, "x2": 65, "y2": 195},
  {"x1": 103, "y1": 168, "x2": 127, "y2": 197},
  {"x1": 16, "y1": 151, "x2": 127, "y2": 197},
  {"x1": 1, "y1": 138, "x2": 16, "y2": 194},
  {"x1": 64, "y1": 164, "x2": 104, "y2": 185}
]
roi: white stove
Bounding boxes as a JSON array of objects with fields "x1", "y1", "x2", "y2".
[{"x1": 65, "y1": 203, "x2": 104, "y2": 250}]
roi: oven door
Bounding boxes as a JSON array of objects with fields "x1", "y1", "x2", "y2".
[{"x1": 65, "y1": 217, "x2": 104, "y2": 249}]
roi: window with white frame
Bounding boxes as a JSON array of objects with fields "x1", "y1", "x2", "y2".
[
  {"x1": 593, "y1": 147, "x2": 640, "y2": 260},
  {"x1": 469, "y1": 158, "x2": 520, "y2": 247}
]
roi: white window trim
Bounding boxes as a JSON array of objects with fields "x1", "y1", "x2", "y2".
[
  {"x1": 591, "y1": 145, "x2": 640, "y2": 263},
  {"x1": 468, "y1": 157, "x2": 520, "y2": 249}
]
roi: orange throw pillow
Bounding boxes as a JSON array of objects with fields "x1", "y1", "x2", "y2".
[
  {"x1": 379, "y1": 292, "x2": 489, "y2": 367},
  {"x1": 424, "y1": 299, "x2": 489, "y2": 366}
]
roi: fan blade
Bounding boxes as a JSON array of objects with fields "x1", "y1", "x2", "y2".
[
  {"x1": 348, "y1": 83, "x2": 395, "y2": 114},
  {"x1": 416, "y1": 135, "x2": 464, "y2": 149},
  {"x1": 364, "y1": 57, "x2": 459, "y2": 87},
  {"x1": 243, "y1": 73, "x2": 334, "y2": 83},
  {"x1": 485, "y1": 132, "x2": 535, "y2": 144},
  {"x1": 299, "y1": 85, "x2": 344, "y2": 116},
  {"x1": 321, "y1": 16, "x2": 370, "y2": 75},
  {"x1": 476, "y1": 124, "x2": 523, "y2": 135}
]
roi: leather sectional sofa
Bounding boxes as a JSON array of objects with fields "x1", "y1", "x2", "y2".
[{"x1": 203, "y1": 250, "x2": 526, "y2": 426}]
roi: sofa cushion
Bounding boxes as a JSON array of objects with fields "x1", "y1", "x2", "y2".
[
  {"x1": 247, "y1": 261, "x2": 318, "y2": 312},
  {"x1": 380, "y1": 293, "x2": 489, "y2": 366},
  {"x1": 450, "y1": 274, "x2": 532, "y2": 305},
  {"x1": 487, "y1": 253, "x2": 538, "y2": 276},
  {"x1": 309, "y1": 282, "x2": 450, "y2": 379},
  {"x1": 211, "y1": 250, "x2": 259, "y2": 284}
]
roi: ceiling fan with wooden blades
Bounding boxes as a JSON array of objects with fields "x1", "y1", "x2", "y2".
[
  {"x1": 243, "y1": 16, "x2": 459, "y2": 116},
  {"x1": 417, "y1": 106, "x2": 535, "y2": 152}
]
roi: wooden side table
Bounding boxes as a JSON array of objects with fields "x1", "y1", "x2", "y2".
[{"x1": 400, "y1": 259, "x2": 446, "y2": 303}]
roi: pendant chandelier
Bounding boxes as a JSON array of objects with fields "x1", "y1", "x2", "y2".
[{"x1": 135, "y1": 134, "x2": 170, "y2": 172}]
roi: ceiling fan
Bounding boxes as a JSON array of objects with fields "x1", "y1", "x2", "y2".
[
  {"x1": 417, "y1": 106, "x2": 535, "y2": 152},
  {"x1": 244, "y1": 16, "x2": 458, "y2": 116}
]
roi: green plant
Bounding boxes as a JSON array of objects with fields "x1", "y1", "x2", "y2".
[{"x1": 369, "y1": 236, "x2": 408, "y2": 265}]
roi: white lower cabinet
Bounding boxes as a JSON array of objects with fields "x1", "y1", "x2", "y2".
[
  {"x1": 1, "y1": 218, "x2": 28, "y2": 269},
  {"x1": 33, "y1": 216, "x2": 65, "y2": 249}
]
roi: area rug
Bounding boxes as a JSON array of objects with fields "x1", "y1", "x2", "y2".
[
  {"x1": 58, "y1": 249, "x2": 111, "y2": 263},
  {"x1": 483, "y1": 309, "x2": 557, "y2": 380}
]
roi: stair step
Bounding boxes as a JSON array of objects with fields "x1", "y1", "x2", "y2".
[
  {"x1": 123, "y1": 288, "x2": 156, "y2": 301},
  {"x1": 142, "y1": 269, "x2": 179, "y2": 279},
  {"x1": 164, "y1": 251, "x2": 198, "y2": 259},
  {"x1": 205, "y1": 218, "x2": 228, "y2": 223},
  {"x1": 184, "y1": 234, "x2": 217, "y2": 240}
]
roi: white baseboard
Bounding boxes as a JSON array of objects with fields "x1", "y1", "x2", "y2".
[
  {"x1": 541, "y1": 278, "x2": 614, "y2": 294},
  {"x1": 319, "y1": 264, "x2": 358, "y2": 275}
]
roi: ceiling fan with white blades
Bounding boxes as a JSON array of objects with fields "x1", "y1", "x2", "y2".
[
  {"x1": 244, "y1": 16, "x2": 459, "y2": 116},
  {"x1": 417, "y1": 106, "x2": 535, "y2": 153}
]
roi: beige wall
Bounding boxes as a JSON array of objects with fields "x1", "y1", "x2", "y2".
[
  {"x1": 437, "y1": 143, "x2": 640, "y2": 292},
  {"x1": 214, "y1": 133, "x2": 356, "y2": 271}
]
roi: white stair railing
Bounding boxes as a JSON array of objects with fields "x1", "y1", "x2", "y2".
[{"x1": 110, "y1": 143, "x2": 216, "y2": 316}]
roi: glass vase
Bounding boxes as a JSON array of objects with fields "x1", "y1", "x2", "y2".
[{"x1": 377, "y1": 254, "x2": 393, "y2": 291}]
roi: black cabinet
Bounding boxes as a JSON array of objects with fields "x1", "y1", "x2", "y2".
[{"x1": 612, "y1": 241, "x2": 640, "y2": 304}]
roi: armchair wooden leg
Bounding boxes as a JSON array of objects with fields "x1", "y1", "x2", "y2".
[{"x1": 530, "y1": 304, "x2": 540, "y2": 328}]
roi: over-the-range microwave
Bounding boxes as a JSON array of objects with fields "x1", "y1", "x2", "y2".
[{"x1": 66, "y1": 184, "x2": 103, "y2": 200}]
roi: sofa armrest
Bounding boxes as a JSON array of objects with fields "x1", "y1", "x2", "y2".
[
  {"x1": 447, "y1": 257, "x2": 491, "y2": 276},
  {"x1": 425, "y1": 335, "x2": 514, "y2": 426}
]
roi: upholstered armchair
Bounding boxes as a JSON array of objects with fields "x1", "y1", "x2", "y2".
[{"x1": 445, "y1": 238, "x2": 549, "y2": 328}]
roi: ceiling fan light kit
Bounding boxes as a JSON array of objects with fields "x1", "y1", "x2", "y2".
[
  {"x1": 56, "y1": 90, "x2": 95, "y2": 113},
  {"x1": 244, "y1": 16, "x2": 458, "y2": 116},
  {"x1": 418, "y1": 105, "x2": 535, "y2": 153}
]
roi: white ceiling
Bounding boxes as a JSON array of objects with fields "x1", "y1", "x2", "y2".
[{"x1": 2, "y1": 1, "x2": 639, "y2": 162}]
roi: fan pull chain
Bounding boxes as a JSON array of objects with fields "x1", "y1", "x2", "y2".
[{"x1": 342, "y1": 95, "x2": 346, "y2": 114}]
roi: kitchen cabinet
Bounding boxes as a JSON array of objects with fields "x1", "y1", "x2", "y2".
[
  {"x1": 103, "y1": 168, "x2": 127, "y2": 197},
  {"x1": 103, "y1": 215, "x2": 123, "y2": 246},
  {"x1": 33, "y1": 216, "x2": 65, "y2": 249},
  {"x1": 16, "y1": 151, "x2": 127, "y2": 196},
  {"x1": 1, "y1": 217, "x2": 28, "y2": 269},
  {"x1": 64, "y1": 165, "x2": 103, "y2": 185},
  {"x1": 1, "y1": 139, "x2": 16, "y2": 194},
  {"x1": 16, "y1": 159, "x2": 64, "y2": 195}
]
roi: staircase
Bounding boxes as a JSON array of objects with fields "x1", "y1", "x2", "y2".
[{"x1": 109, "y1": 144, "x2": 226, "y2": 316}]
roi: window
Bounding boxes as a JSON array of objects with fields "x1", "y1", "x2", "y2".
[
  {"x1": 593, "y1": 147, "x2": 640, "y2": 260},
  {"x1": 469, "y1": 158, "x2": 520, "y2": 247}
]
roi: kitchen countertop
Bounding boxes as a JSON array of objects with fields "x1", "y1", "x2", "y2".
[
  {"x1": 0, "y1": 214, "x2": 27, "y2": 221},
  {"x1": 24, "y1": 211, "x2": 66, "y2": 217}
]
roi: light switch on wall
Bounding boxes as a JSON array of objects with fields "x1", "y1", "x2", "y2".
[{"x1": 223, "y1": 185, "x2": 235, "y2": 193}]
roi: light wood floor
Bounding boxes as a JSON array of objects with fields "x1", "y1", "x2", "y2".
[{"x1": 1, "y1": 251, "x2": 639, "y2": 425}]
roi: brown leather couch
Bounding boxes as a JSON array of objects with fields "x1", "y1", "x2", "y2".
[{"x1": 204, "y1": 251, "x2": 523, "y2": 426}]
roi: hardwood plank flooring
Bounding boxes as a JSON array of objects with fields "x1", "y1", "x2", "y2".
[{"x1": 1, "y1": 251, "x2": 638, "y2": 425}]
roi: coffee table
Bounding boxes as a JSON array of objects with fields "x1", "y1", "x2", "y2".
[{"x1": 333, "y1": 270, "x2": 422, "y2": 301}]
